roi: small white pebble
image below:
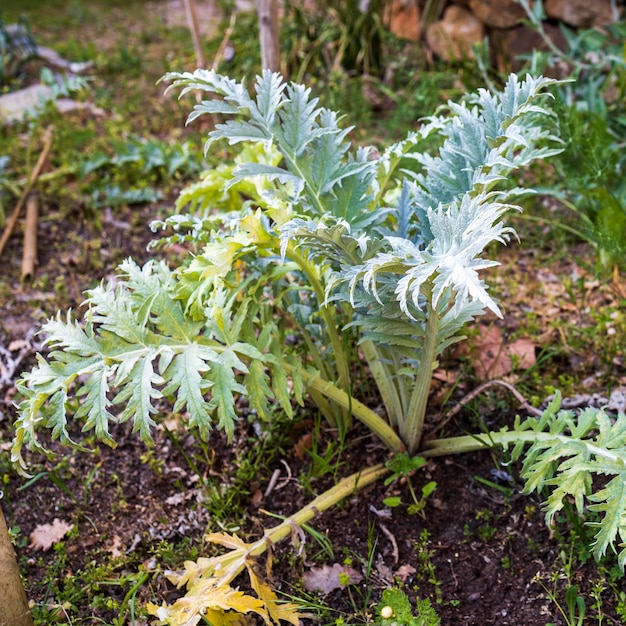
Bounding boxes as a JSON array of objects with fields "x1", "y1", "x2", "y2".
[{"x1": 381, "y1": 606, "x2": 394, "y2": 619}]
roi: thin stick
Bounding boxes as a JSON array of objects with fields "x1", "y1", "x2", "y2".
[
  {"x1": 435, "y1": 379, "x2": 543, "y2": 435},
  {"x1": 256, "y1": 0, "x2": 280, "y2": 72},
  {"x1": 0, "y1": 127, "x2": 53, "y2": 258},
  {"x1": 183, "y1": 0, "x2": 206, "y2": 69},
  {"x1": 21, "y1": 192, "x2": 38, "y2": 283},
  {"x1": 211, "y1": 11, "x2": 236, "y2": 71}
]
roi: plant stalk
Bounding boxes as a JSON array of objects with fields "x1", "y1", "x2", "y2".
[
  {"x1": 360, "y1": 340, "x2": 403, "y2": 429},
  {"x1": 306, "y1": 372, "x2": 405, "y2": 452},
  {"x1": 249, "y1": 463, "x2": 389, "y2": 557},
  {"x1": 420, "y1": 429, "x2": 608, "y2": 459},
  {"x1": 203, "y1": 464, "x2": 390, "y2": 589},
  {"x1": 285, "y1": 244, "x2": 352, "y2": 397},
  {"x1": 286, "y1": 364, "x2": 405, "y2": 452},
  {"x1": 402, "y1": 296, "x2": 438, "y2": 453}
]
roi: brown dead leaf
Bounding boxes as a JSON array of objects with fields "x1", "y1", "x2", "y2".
[
  {"x1": 394, "y1": 563, "x2": 416, "y2": 582},
  {"x1": 432, "y1": 369, "x2": 457, "y2": 384},
  {"x1": 375, "y1": 561, "x2": 393, "y2": 582},
  {"x1": 29, "y1": 518, "x2": 73, "y2": 551},
  {"x1": 472, "y1": 325, "x2": 536, "y2": 379},
  {"x1": 107, "y1": 535, "x2": 124, "y2": 558},
  {"x1": 293, "y1": 432, "x2": 313, "y2": 460},
  {"x1": 506, "y1": 338, "x2": 536, "y2": 369},
  {"x1": 250, "y1": 489, "x2": 264, "y2": 508},
  {"x1": 302, "y1": 563, "x2": 363, "y2": 595}
]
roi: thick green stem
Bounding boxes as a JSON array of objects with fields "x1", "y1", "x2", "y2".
[
  {"x1": 306, "y1": 373, "x2": 405, "y2": 452},
  {"x1": 421, "y1": 429, "x2": 563, "y2": 458},
  {"x1": 402, "y1": 297, "x2": 438, "y2": 453},
  {"x1": 285, "y1": 244, "x2": 352, "y2": 399},
  {"x1": 206, "y1": 464, "x2": 390, "y2": 589},
  {"x1": 360, "y1": 340, "x2": 404, "y2": 429},
  {"x1": 285, "y1": 363, "x2": 405, "y2": 452},
  {"x1": 248, "y1": 463, "x2": 389, "y2": 558}
]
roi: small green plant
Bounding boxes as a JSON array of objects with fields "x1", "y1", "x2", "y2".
[
  {"x1": 382, "y1": 453, "x2": 436, "y2": 517},
  {"x1": 413, "y1": 529, "x2": 442, "y2": 605},
  {"x1": 376, "y1": 587, "x2": 440, "y2": 626},
  {"x1": 11, "y1": 69, "x2": 626, "y2": 624},
  {"x1": 535, "y1": 577, "x2": 586, "y2": 626},
  {"x1": 284, "y1": 0, "x2": 389, "y2": 82}
]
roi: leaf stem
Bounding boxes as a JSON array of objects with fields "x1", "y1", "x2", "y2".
[
  {"x1": 360, "y1": 340, "x2": 403, "y2": 429},
  {"x1": 421, "y1": 429, "x2": 626, "y2": 464},
  {"x1": 287, "y1": 364, "x2": 405, "y2": 452},
  {"x1": 402, "y1": 296, "x2": 438, "y2": 453},
  {"x1": 285, "y1": 244, "x2": 352, "y2": 395},
  {"x1": 248, "y1": 463, "x2": 389, "y2": 557}
]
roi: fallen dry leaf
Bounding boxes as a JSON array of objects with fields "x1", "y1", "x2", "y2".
[
  {"x1": 302, "y1": 563, "x2": 363, "y2": 595},
  {"x1": 29, "y1": 518, "x2": 73, "y2": 551},
  {"x1": 394, "y1": 563, "x2": 416, "y2": 582},
  {"x1": 471, "y1": 325, "x2": 536, "y2": 379},
  {"x1": 375, "y1": 560, "x2": 393, "y2": 582},
  {"x1": 293, "y1": 432, "x2": 313, "y2": 460},
  {"x1": 107, "y1": 535, "x2": 124, "y2": 558}
]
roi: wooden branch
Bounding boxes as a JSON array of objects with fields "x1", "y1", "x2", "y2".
[
  {"x1": 257, "y1": 0, "x2": 280, "y2": 72},
  {"x1": 212, "y1": 11, "x2": 237, "y2": 71},
  {"x1": 433, "y1": 379, "x2": 543, "y2": 437},
  {"x1": 183, "y1": 0, "x2": 206, "y2": 69},
  {"x1": 21, "y1": 192, "x2": 38, "y2": 283},
  {"x1": 0, "y1": 126, "x2": 53, "y2": 259}
]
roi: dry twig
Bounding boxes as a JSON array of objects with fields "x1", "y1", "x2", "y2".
[
  {"x1": 183, "y1": 0, "x2": 206, "y2": 69},
  {"x1": 0, "y1": 127, "x2": 53, "y2": 258},
  {"x1": 21, "y1": 192, "x2": 38, "y2": 282},
  {"x1": 212, "y1": 12, "x2": 237, "y2": 71},
  {"x1": 436, "y1": 379, "x2": 543, "y2": 435}
]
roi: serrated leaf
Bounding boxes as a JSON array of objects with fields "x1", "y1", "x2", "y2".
[
  {"x1": 115, "y1": 352, "x2": 163, "y2": 439},
  {"x1": 207, "y1": 353, "x2": 247, "y2": 437},
  {"x1": 74, "y1": 367, "x2": 115, "y2": 444},
  {"x1": 230, "y1": 162, "x2": 302, "y2": 190},
  {"x1": 587, "y1": 476, "x2": 626, "y2": 567},
  {"x1": 519, "y1": 405, "x2": 626, "y2": 571},
  {"x1": 244, "y1": 359, "x2": 274, "y2": 421},
  {"x1": 161, "y1": 345, "x2": 215, "y2": 438}
]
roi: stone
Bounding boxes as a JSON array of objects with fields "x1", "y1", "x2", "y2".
[
  {"x1": 0, "y1": 84, "x2": 104, "y2": 124},
  {"x1": 468, "y1": 0, "x2": 527, "y2": 29},
  {"x1": 544, "y1": 0, "x2": 615, "y2": 28},
  {"x1": 490, "y1": 22, "x2": 568, "y2": 73},
  {"x1": 386, "y1": 0, "x2": 421, "y2": 42},
  {"x1": 426, "y1": 5, "x2": 485, "y2": 61}
]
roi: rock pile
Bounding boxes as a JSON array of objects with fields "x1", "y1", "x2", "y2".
[{"x1": 387, "y1": 0, "x2": 622, "y2": 65}]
